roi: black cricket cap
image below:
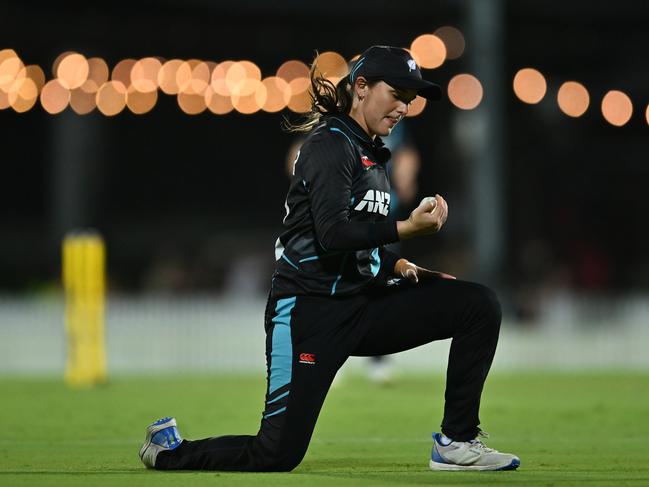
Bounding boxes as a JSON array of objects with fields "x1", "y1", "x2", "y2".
[{"x1": 349, "y1": 45, "x2": 442, "y2": 101}]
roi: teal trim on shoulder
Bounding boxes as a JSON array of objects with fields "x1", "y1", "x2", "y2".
[
  {"x1": 269, "y1": 297, "x2": 296, "y2": 394},
  {"x1": 370, "y1": 247, "x2": 380, "y2": 277},
  {"x1": 281, "y1": 254, "x2": 299, "y2": 270},
  {"x1": 329, "y1": 127, "x2": 353, "y2": 148},
  {"x1": 298, "y1": 251, "x2": 343, "y2": 263},
  {"x1": 298, "y1": 255, "x2": 320, "y2": 263}
]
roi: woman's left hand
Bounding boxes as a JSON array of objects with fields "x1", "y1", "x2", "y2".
[{"x1": 394, "y1": 258, "x2": 456, "y2": 283}]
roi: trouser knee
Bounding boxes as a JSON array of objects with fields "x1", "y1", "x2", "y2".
[
  {"x1": 253, "y1": 433, "x2": 308, "y2": 472},
  {"x1": 465, "y1": 283, "x2": 502, "y2": 332},
  {"x1": 260, "y1": 451, "x2": 305, "y2": 472}
]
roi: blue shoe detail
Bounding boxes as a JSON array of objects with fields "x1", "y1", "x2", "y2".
[
  {"x1": 495, "y1": 457, "x2": 520, "y2": 471},
  {"x1": 148, "y1": 417, "x2": 181, "y2": 449},
  {"x1": 152, "y1": 417, "x2": 172, "y2": 426},
  {"x1": 431, "y1": 433, "x2": 449, "y2": 464},
  {"x1": 151, "y1": 425, "x2": 182, "y2": 450}
]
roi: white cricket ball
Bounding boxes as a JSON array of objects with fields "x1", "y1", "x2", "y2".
[{"x1": 422, "y1": 196, "x2": 438, "y2": 214}]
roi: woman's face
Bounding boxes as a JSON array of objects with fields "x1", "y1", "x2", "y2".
[{"x1": 354, "y1": 79, "x2": 418, "y2": 137}]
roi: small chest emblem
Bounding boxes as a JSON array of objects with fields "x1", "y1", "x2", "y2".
[
  {"x1": 361, "y1": 155, "x2": 377, "y2": 170},
  {"x1": 299, "y1": 353, "x2": 316, "y2": 365}
]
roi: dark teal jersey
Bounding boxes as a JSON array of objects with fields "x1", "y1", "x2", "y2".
[{"x1": 272, "y1": 113, "x2": 401, "y2": 298}]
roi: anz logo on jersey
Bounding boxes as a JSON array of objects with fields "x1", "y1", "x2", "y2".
[{"x1": 353, "y1": 190, "x2": 390, "y2": 216}]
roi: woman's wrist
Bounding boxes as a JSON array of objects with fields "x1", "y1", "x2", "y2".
[{"x1": 396, "y1": 219, "x2": 415, "y2": 240}]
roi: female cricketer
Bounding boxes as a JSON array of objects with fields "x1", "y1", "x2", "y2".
[{"x1": 139, "y1": 45, "x2": 520, "y2": 472}]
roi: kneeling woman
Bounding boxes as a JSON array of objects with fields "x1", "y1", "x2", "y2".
[{"x1": 139, "y1": 45, "x2": 520, "y2": 473}]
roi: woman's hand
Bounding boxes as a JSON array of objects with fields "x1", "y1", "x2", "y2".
[
  {"x1": 394, "y1": 258, "x2": 456, "y2": 283},
  {"x1": 396, "y1": 194, "x2": 448, "y2": 240}
]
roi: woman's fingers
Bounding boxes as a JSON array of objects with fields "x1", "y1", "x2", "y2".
[
  {"x1": 417, "y1": 268, "x2": 457, "y2": 280},
  {"x1": 404, "y1": 267, "x2": 419, "y2": 283}
]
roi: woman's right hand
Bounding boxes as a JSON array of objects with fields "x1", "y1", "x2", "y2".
[{"x1": 396, "y1": 194, "x2": 448, "y2": 240}]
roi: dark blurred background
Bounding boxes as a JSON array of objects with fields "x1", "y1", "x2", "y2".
[{"x1": 2, "y1": 0, "x2": 648, "y2": 305}]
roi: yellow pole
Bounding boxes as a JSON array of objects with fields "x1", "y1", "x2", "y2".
[{"x1": 63, "y1": 231, "x2": 107, "y2": 386}]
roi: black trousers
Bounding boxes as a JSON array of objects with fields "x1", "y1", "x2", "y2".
[{"x1": 155, "y1": 278, "x2": 502, "y2": 472}]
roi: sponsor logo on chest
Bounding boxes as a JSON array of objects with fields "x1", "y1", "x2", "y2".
[{"x1": 354, "y1": 189, "x2": 390, "y2": 216}]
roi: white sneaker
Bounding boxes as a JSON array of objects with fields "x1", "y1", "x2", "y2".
[
  {"x1": 139, "y1": 417, "x2": 183, "y2": 469},
  {"x1": 429, "y1": 432, "x2": 520, "y2": 471}
]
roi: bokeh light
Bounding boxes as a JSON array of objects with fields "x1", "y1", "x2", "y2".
[
  {"x1": 111, "y1": 59, "x2": 136, "y2": 87},
  {"x1": 434, "y1": 26, "x2": 465, "y2": 60},
  {"x1": 57, "y1": 53, "x2": 89, "y2": 89},
  {"x1": 557, "y1": 81, "x2": 590, "y2": 117},
  {"x1": 513, "y1": 68, "x2": 547, "y2": 104},
  {"x1": 0, "y1": 48, "x2": 18, "y2": 64},
  {"x1": 126, "y1": 85, "x2": 157, "y2": 114},
  {"x1": 0, "y1": 90, "x2": 9, "y2": 109},
  {"x1": 70, "y1": 83, "x2": 98, "y2": 115},
  {"x1": 87, "y1": 57, "x2": 109, "y2": 87},
  {"x1": 177, "y1": 91, "x2": 206, "y2": 115},
  {"x1": 261, "y1": 77, "x2": 290, "y2": 113},
  {"x1": 646, "y1": 104, "x2": 649, "y2": 126},
  {"x1": 204, "y1": 86, "x2": 234, "y2": 115},
  {"x1": 189, "y1": 62, "x2": 211, "y2": 94},
  {"x1": 131, "y1": 57, "x2": 162, "y2": 93},
  {"x1": 448, "y1": 74, "x2": 483, "y2": 110},
  {"x1": 276, "y1": 60, "x2": 309, "y2": 83},
  {"x1": 232, "y1": 79, "x2": 266, "y2": 114},
  {"x1": 314, "y1": 51, "x2": 348, "y2": 80},
  {"x1": 9, "y1": 77, "x2": 37, "y2": 113},
  {"x1": 158, "y1": 59, "x2": 183, "y2": 95},
  {"x1": 0, "y1": 52, "x2": 24, "y2": 92},
  {"x1": 225, "y1": 62, "x2": 249, "y2": 94},
  {"x1": 176, "y1": 60, "x2": 202, "y2": 94},
  {"x1": 80, "y1": 78, "x2": 100, "y2": 94},
  {"x1": 211, "y1": 61, "x2": 235, "y2": 96},
  {"x1": 410, "y1": 34, "x2": 447, "y2": 69},
  {"x1": 405, "y1": 96, "x2": 426, "y2": 117},
  {"x1": 40, "y1": 79, "x2": 70, "y2": 114},
  {"x1": 96, "y1": 80, "x2": 127, "y2": 116},
  {"x1": 51, "y1": 51, "x2": 74, "y2": 78},
  {"x1": 601, "y1": 90, "x2": 633, "y2": 127},
  {"x1": 24, "y1": 65, "x2": 46, "y2": 92},
  {"x1": 286, "y1": 77, "x2": 311, "y2": 113},
  {"x1": 239, "y1": 60, "x2": 262, "y2": 82}
]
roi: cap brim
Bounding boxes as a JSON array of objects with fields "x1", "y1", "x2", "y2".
[{"x1": 384, "y1": 77, "x2": 442, "y2": 101}]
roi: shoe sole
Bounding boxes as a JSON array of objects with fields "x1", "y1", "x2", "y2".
[
  {"x1": 429, "y1": 458, "x2": 520, "y2": 471},
  {"x1": 139, "y1": 418, "x2": 177, "y2": 461}
]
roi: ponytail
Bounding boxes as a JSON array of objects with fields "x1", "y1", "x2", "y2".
[{"x1": 283, "y1": 60, "x2": 353, "y2": 133}]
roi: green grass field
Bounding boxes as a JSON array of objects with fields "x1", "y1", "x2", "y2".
[{"x1": 2, "y1": 373, "x2": 648, "y2": 486}]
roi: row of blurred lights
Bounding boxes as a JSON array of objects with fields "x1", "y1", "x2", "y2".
[
  {"x1": 513, "y1": 68, "x2": 649, "y2": 127},
  {"x1": 0, "y1": 27, "x2": 478, "y2": 117}
]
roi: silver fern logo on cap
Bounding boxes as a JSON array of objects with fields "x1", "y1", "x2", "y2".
[{"x1": 407, "y1": 59, "x2": 417, "y2": 72}]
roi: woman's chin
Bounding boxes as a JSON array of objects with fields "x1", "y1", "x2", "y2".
[{"x1": 375, "y1": 124, "x2": 393, "y2": 137}]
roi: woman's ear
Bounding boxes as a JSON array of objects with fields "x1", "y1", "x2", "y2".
[{"x1": 355, "y1": 76, "x2": 368, "y2": 101}]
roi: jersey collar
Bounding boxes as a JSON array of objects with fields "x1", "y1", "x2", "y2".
[{"x1": 324, "y1": 113, "x2": 391, "y2": 164}]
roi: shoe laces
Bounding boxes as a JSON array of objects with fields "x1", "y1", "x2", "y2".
[{"x1": 469, "y1": 430, "x2": 496, "y2": 453}]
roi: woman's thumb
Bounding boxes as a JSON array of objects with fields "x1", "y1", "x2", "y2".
[{"x1": 417, "y1": 196, "x2": 437, "y2": 213}]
